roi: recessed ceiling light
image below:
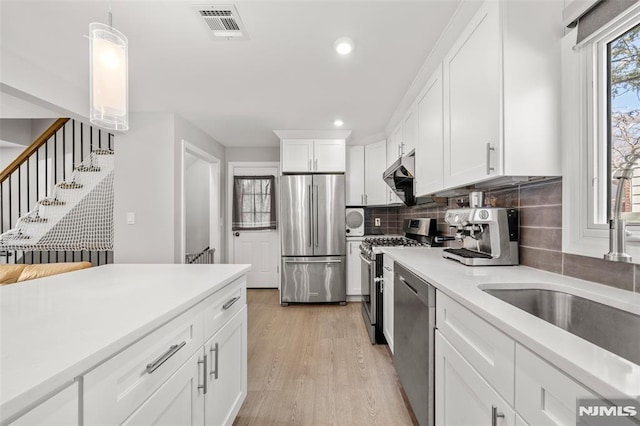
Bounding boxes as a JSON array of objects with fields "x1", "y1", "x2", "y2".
[
  {"x1": 334, "y1": 37, "x2": 354, "y2": 55},
  {"x1": 334, "y1": 119, "x2": 344, "y2": 127}
]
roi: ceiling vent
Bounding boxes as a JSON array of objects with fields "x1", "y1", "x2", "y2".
[{"x1": 194, "y1": 4, "x2": 249, "y2": 40}]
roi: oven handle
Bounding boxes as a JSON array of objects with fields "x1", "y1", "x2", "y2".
[{"x1": 359, "y1": 253, "x2": 372, "y2": 265}]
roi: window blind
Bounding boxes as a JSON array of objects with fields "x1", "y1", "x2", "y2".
[{"x1": 232, "y1": 175, "x2": 277, "y2": 231}]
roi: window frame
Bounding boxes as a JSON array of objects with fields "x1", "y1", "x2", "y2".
[{"x1": 563, "y1": 3, "x2": 640, "y2": 261}]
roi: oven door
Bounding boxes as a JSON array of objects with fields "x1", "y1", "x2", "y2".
[{"x1": 360, "y1": 252, "x2": 375, "y2": 324}]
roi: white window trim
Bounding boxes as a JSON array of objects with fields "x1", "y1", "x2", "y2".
[{"x1": 562, "y1": 4, "x2": 640, "y2": 261}]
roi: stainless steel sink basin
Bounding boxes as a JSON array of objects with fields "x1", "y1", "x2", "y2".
[{"x1": 482, "y1": 288, "x2": 640, "y2": 365}]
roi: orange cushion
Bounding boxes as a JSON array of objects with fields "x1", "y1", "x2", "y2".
[
  {"x1": 17, "y1": 262, "x2": 92, "y2": 282},
  {"x1": 0, "y1": 265, "x2": 27, "y2": 285}
]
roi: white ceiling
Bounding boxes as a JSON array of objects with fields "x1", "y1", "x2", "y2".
[{"x1": 0, "y1": 1, "x2": 461, "y2": 147}]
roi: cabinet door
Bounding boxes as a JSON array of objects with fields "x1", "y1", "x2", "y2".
[
  {"x1": 346, "y1": 146, "x2": 365, "y2": 205},
  {"x1": 281, "y1": 139, "x2": 313, "y2": 172},
  {"x1": 313, "y1": 139, "x2": 346, "y2": 172},
  {"x1": 382, "y1": 256, "x2": 394, "y2": 353},
  {"x1": 435, "y1": 331, "x2": 515, "y2": 426},
  {"x1": 443, "y1": 1, "x2": 501, "y2": 188},
  {"x1": 402, "y1": 104, "x2": 418, "y2": 155},
  {"x1": 515, "y1": 344, "x2": 599, "y2": 426},
  {"x1": 346, "y1": 241, "x2": 362, "y2": 296},
  {"x1": 364, "y1": 140, "x2": 388, "y2": 205},
  {"x1": 205, "y1": 307, "x2": 247, "y2": 426},
  {"x1": 122, "y1": 349, "x2": 205, "y2": 426},
  {"x1": 387, "y1": 125, "x2": 403, "y2": 167},
  {"x1": 11, "y1": 383, "x2": 78, "y2": 426},
  {"x1": 416, "y1": 65, "x2": 444, "y2": 196}
]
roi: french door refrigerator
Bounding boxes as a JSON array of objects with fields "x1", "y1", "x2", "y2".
[{"x1": 280, "y1": 174, "x2": 346, "y2": 305}]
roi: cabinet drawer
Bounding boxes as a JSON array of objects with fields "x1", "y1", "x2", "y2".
[
  {"x1": 515, "y1": 344, "x2": 599, "y2": 426},
  {"x1": 436, "y1": 292, "x2": 515, "y2": 404},
  {"x1": 83, "y1": 305, "x2": 205, "y2": 425},
  {"x1": 204, "y1": 278, "x2": 246, "y2": 340}
]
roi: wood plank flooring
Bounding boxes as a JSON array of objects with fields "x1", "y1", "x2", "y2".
[{"x1": 234, "y1": 290, "x2": 415, "y2": 426}]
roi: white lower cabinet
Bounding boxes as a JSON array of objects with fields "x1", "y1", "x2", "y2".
[
  {"x1": 10, "y1": 383, "x2": 79, "y2": 426},
  {"x1": 346, "y1": 240, "x2": 363, "y2": 296},
  {"x1": 123, "y1": 349, "x2": 205, "y2": 426},
  {"x1": 204, "y1": 307, "x2": 247, "y2": 426},
  {"x1": 515, "y1": 344, "x2": 599, "y2": 426},
  {"x1": 435, "y1": 290, "x2": 604, "y2": 426},
  {"x1": 84, "y1": 279, "x2": 247, "y2": 426},
  {"x1": 382, "y1": 255, "x2": 394, "y2": 353},
  {"x1": 436, "y1": 331, "x2": 516, "y2": 426}
]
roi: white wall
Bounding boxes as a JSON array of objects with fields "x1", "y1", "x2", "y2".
[
  {"x1": 184, "y1": 154, "x2": 210, "y2": 255},
  {"x1": 0, "y1": 119, "x2": 32, "y2": 146},
  {"x1": 173, "y1": 114, "x2": 226, "y2": 263},
  {"x1": 226, "y1": 147, "x2": 279, "y2": 163},
  {"x1": 0, "y1": 147, "x2": 24, "y2": 169},
  {"x1": 114, "y1": 112, "x2": 175, "y2": 263}
]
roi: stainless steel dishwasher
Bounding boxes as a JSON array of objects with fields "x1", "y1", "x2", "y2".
[{"x1": 394, "y1": 263, "x2": 435, "y2": 426}]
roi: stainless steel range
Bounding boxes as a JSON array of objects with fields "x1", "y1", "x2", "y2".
[{"x1": 360, "y1": 218, "x2": 442, "y2": 344}]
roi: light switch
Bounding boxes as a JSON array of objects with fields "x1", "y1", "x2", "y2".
[{"x1": 126, "y1": 212, "x2": 136, "y2": 225}]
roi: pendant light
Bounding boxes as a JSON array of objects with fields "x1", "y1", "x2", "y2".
[{"x1": 89, "y1": 12, "x2": 128, "y2": 131}]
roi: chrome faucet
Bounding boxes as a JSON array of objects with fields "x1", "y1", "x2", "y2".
[{"x1": 605, "y1": 149, "x2": 640, "y2": 262}]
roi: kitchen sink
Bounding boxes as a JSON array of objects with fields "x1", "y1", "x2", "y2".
[{"x1": 482, "y1": 287, "x2": 640, "y2": 365}]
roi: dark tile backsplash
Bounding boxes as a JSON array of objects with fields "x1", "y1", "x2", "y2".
[{"x1": 364, "y1": 178, "x2": 637, "y2": 293}]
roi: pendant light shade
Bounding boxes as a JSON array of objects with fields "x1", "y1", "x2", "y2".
[{"x1": 89, "y1": 22, "x2": 128, "y2": 131}]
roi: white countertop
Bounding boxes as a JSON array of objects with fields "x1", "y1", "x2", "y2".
[
  {"x1": 381, "y1": 247, "x2": 640, "y2": 401},
  {"x1": 0, "y1": 263, "x2": 251, "y2": 420}
]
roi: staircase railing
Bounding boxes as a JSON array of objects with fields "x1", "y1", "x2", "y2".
[
  {"x1": 186, "y1": 247, "x2": 215, "y2": 264},
  {"x1": 0, "y1": 118, "x2": 114, "y2": 265}
]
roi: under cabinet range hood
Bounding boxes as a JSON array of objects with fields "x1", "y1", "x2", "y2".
[{"x1": 383, "y1": 152, "x2": 416, "y2": 206}]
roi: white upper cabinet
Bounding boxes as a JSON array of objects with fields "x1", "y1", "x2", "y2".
[
  {"x1": 387, "y1": 125, "x2": 403, "y2": 167},
  {"x1": 443, "y1": 1, "x2": 501, "y2": 188},
  {"x1": 402, "y1": 104, "x2": 418, "y2": 155},
  {"x1": 281, "y1": 139, "x2": 346, "y2": 173},
  {"x1": 415, "y1": 65, "x2": 444, "y2": 196},
  {"x1": 443, "y1": 0, "x2": 562, "y2": 189},
  {"x1": 314, "y1": 139, "x2": 346, "y2": 172},
  {"x1": 346, "y1": 146, "x2": 365, "y2": 205},
  {"x1": 364, "y1": 140, "x2": 388, "y2": 206},
  {"x1": 281, "y1": 139, "x2": 314, "y2": 172}
]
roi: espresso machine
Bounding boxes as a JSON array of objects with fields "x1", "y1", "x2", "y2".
[{"x1": 442, "y1": 207, "x2": 519, "y2": 266}]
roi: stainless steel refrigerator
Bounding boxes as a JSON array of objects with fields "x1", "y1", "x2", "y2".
[{"x1": 280, "y1": 174, "x2": 346, "y2": 305}]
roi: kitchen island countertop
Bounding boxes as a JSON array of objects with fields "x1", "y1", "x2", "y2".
[
  {"x1": 0, "y1": 263, "x2": 251, "y2": 421},
  {"x1": 382, "y1": 247, "x2": 640, "y2": 401}
]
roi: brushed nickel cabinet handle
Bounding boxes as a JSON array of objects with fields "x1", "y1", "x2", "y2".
[
  {"x1": 486, "y1": 143, "x2": 495, "y2": 175},
  {"x1": 222, "y1": 296, "x2": 240, "y2": 311},
  {"x1": 491, "y1": 406, "x2": 504, "y2": 426},
  {"x1": 210, "y1": 343, "x2": 219, "y2": 379},
  {"x1": 314, "y1": 158, "x2": 318, "y2": 170},
  {"x1": 146, "y1": 341, "x2": 186, "y2": 374},
  {"x1": 198, "y1": 354, "x2": 208, "y2": 394}
]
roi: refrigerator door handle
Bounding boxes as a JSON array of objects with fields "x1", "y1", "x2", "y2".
[
  {"x1": 308, "y1": 184, "x2": 312, "y2": 247},
  {"x1": 314, "y1": 184, "x2": 319, "y2": 247}
]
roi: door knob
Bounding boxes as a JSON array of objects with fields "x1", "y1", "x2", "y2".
[{"x1": 234, "y1": 232, "x2": 240, "y2": 237}]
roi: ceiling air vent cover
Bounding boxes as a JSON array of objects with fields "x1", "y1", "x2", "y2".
[{"x1": 194, "y1": 4, "x2": 249, "y2": 40}]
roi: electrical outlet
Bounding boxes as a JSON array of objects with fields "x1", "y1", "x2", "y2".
[{"x1": 375, "y1": 218, "x2": 381, "y2": 226}]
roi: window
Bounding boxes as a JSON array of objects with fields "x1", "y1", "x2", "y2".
[
  {"x1": 232, "y1": 176, "x2": 276, "y2": 231},
  {"x1": 608, "y1": 23, "x2": 640, "y2": 219},
  {"x1": 562, "y1": 2, "x2": 640, "y2": 259}
]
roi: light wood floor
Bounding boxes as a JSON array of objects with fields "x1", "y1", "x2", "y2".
[{"x1": 234, "y1": 290, "x2": 415, "y2": 426}]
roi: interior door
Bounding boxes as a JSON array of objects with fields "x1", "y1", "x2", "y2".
[
  {"x1": 231, "y1": 166, "x2": 280, "y2": 288},
  {"x1": 313, "y1": 174, "x2": 345, "y2": 256}
]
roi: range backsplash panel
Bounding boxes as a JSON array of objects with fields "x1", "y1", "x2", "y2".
[{"x1": 364, "y1": 178, "x2": 637, "y2": 293}]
